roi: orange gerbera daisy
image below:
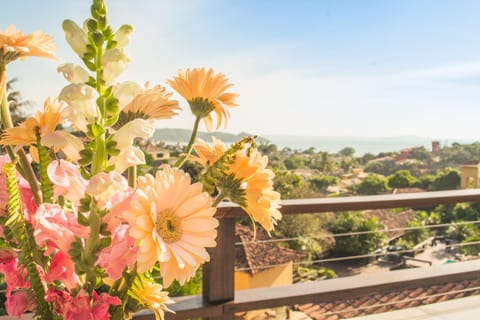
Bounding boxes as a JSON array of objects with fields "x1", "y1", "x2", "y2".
[
  {"x1": 125, "y1": 166, "x2": 218, "y2": 287},
  {"x1": 0, "y1": 25, "x2": 56, "y2": 64},
  {"x1": 168, "y1": 68, "x2": 238, "y2": 131},
  {"x1": 192, "y1": 138, "x2": 282, "y2": 233},
  {"x1": 129, "y1": 276, "x2": 174, "y2": 320},
  {"x1": 0, "y1": 98, "x2": 62, "y2": 146},
  {"x1": 116, "y1": 84, "x2": 180, "y2": 128}
]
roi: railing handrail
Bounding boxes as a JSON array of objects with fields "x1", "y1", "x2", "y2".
[
  {"x1": 216, "y1": 189, "x2": 480, "y2": 217},
  {"x1": 148, "y1": 189, "x2": 480, "y2": 320}
]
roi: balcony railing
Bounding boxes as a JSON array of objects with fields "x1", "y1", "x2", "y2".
[{"x1": 131, "y1": 189, "x2": 480, "y2": 320}]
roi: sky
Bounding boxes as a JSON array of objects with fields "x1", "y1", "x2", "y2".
[{"x1": 4, "y1": 0, "x2": 480, "y2": 140}]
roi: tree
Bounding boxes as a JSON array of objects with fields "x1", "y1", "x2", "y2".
[
  {"x1": 273, "y1": 170, "x2": 305, "y2": 199},
  {"x1": 388, "y1": 170, "x2": 418, "y2": 189},
  {"x1": 409, "y1": 147, "x2": 433, "y2": 165},
  {"x1": 431, "y1": 168, "x2": 460, "y2": 191},
  {"x1": 338, "y1": 147, "x2": 355, "y2": 157},
  {"x1": 355, "y1": 175, "x2": 389, "y2": 195},
  {"x1": 6, "y1": 78, "x2": 33, "y2": 125},
  {"x1": 310, "y1": 175, "x2": 339, "y2": 193},
  {"x1": 284, "y1": 156, "x2": 305, "y2": 170},
  {"x1": 325, "y1": 212, "x2": 385, "y2": 257}
]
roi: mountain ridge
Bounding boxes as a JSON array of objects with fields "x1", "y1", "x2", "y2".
[{"x1": 153, "y1": 128, "x2": 269, "y2": 144}]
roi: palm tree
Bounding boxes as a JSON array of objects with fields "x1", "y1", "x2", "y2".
[{"x1": 6, "y1": 77, "x2": 33, "y2": 125}]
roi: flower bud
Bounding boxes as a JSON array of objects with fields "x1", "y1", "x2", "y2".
[{"x1": 62, "y1": 19, "x2": 88, "y2": 58}]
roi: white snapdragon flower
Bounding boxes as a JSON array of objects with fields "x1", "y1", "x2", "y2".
[
  {"x1": 57, "y1": 63, "x2": 90, "y2": 83},
  {"x1": 102, "y1": 48, "x2": 130, "y2": 85},
  {"x1": 59, "y1": 84, "x2": 99, "y2": 131},
  {"x1": 108, "y1": 118, "x2": 154, "y2": 172},
  {"x1": 112, "y1": 81, "x2": 143, "y2": 109}
]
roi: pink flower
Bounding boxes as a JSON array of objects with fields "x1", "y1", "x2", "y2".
[
  {"x1": 47, "y1": 160, "x2": 87, "y2": 204},
  {"x1": 5, "y1": 290, "x2": 34, "y2": 317},
  {"x1": 98, "y1": 224, "x2": 138, "y2": 280},
  {"x1": 50, "y1": 290, "x2": 121, "y2": 320},
  {"x1": 45, "y1": 251, "x2": 79, "y2": 290},
  {"x1": 86, "y1": 172, "x2": 133, "y2": 231},
  {"x1": 0, "y1": 248, "x2": 17, "y2": 264},
  {"x1": 92, "y1": 292, "x2": 121, "y2": 320},
  {"x1": 45, "y1": 288, "x2": 71, "y2": 315},
  {"x1": 0, "y1": 259, "x2": 29, "y2": 296},
  {"x1": 34, "y1": 204, "x2": 88, "y2": 254}
]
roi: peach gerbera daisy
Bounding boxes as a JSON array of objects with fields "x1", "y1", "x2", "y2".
[
  {"x1": 125, "y1": 166, "x2": 218, "y2": 287},
  {"x1": 0, "y1": 98, "x2": 62, "y2": 147},
  {"x1": 0, "y1": 25, "x2": 56, "y2": 64},
  {"x1": 167, "y1": 68, "x2": 238, "y2": 131},
  {"x1": 116, "y1": 84, "x2": 180, "y2": 128},
  {"x1": 192, "y1": 138, "x2": 282, "y2": 233}
]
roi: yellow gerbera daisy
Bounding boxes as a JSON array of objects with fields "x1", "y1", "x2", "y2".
[
  {"x1": 167, "y1": 68, "x2": 238, "y2": 131},
  {"x1": 125, "y1": 166, "x2": 218, "y2": 287},
  {"x1": 192, "y1": 138, "x2": 282, "y2": 233},
  {"x1": 117, "y1": 84, "x2": 180, "y2": 127},
  {"x1": 130, "y1": 276, "x2": 174, "y2": 320},
  {"x1": 0, "y1": 25, "x2": 56, "y2": 64},
  {"x1": 0, "y1": 98, "x2": 62, "y2": 146}
]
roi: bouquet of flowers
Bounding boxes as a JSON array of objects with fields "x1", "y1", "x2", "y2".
[{"x1": 0, "y1": 0, "x2": 281, "y2": 319}]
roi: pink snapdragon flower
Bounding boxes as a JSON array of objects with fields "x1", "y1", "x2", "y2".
[
  {"x1": 34, "y1": 203, "x2": 88, "y2": 254},
  {"x1": 47, "y1": 160, "x2": 87, "y2": 204},
  {"x1": 5, "y1": 290, "x2": 35, "y2": 317},
  {"x1": 46, "y1": 290, "x2": 121, "y2": 320},
  {"x1": 98, "y1": 224, "x2": 138, "y2": 280},
  {"x1": 0, "y1": 259, "x2": 29, "y2": 295},
  {"x1": 45, "y1": 251, "x2": 79, "y2": 290},
  {"x1": 86, "y1": 171, "x2": 133, "y2": 231}
]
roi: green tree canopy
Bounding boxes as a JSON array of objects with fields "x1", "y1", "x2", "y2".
[
  {"x1": 325, "y1": 212, "x2": 385, "y2": 257},
  {"x1": 355, "y1": 174, "x2": 389, "y2": 195},
  {"x1": 388, "y1": 170, "x2": 418, "y2": 189}
]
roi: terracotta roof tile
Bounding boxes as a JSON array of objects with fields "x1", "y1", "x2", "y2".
[
  {"x1": 295, "y1": 278, "x2": 480, "y2": 320},
  {"x1": 235, "y1": 224, "x2": 305, "y2": 275}
]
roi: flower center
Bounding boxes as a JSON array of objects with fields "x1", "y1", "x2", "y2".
[{"x1": 155, "y1": 209, "x2": 182, "y2": 243}]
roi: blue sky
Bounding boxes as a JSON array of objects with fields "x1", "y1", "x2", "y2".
[{"x1": 4, "y1": 0, "x2": 480, "y2": 139}]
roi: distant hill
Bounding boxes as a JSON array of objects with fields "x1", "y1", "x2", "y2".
[{"x1": 153, "y1": 128, "x2": 270, "y2": 144}]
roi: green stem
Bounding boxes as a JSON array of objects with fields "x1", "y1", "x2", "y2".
[
  {"x1": 128, "y1": 166, "x2": 136, "y2": 188},
  {"x1": 110, "y1": 267, "x2": 138, "y2": 320},
  {"x1": 92, "y1": 134, "x2": 106, "y2": 174},
  {"x1": 84, "y1": 205, "x2": 101, "y2": 294},
  {"x1": 18, "y1": 148, "x2": 42, "y2": 204},
  {"x1": 0, "y1": 68, "x2": 41, "y2": 204},
  {"x1": 212, "y1": 193, "x2": 226, "y2": 207},
  {"x1": 174, "y1": 116, "x2": 201, "y2": 168}
]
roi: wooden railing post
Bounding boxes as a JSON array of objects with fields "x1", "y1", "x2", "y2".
[{"x1": 203, "y1": 217, "x2": 236, "y2": 319}]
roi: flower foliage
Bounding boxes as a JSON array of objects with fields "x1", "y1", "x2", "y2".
[{"x1": 0, "y1": 0, "x2": 281, "y2": 319}]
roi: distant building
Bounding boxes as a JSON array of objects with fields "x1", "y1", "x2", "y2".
[
  {"x1": 432, "y1": 141, "x2": 440, "y2": 157},
  {"x1": 235, "y1": 224, "x2": 304, "y2": 291},
  {"x1": 460, "y1": 164, "x2": 480, "y2": 189}
]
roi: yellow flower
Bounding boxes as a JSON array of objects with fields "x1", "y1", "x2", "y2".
[
  {"x1": 125, "y1": 166, "x2": 218, "y2": 287},
  {"x1": 130, "y1": 277, "x2": 174, "y2": 320},
  {"x1": 121, "y1": 84, "x2": 180, "y2": 121},
  {"x1": 168, "y1": 68, "x2": 238, "y2": 131},
  {"x1": 192, "y1": 138, "x2": 282, "y2": 233},
  {"x1": 0, "y1": 25, "x2": 56, "y2": 63},
  {"x1": 0, "y1": 98, "x2": 62, "y2": 146}
]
